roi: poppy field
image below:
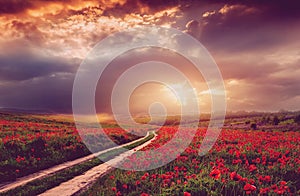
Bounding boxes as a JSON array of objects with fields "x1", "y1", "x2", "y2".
[
  {"x1": 1, "y1": 112, "x2": 300, "y2": 195},
  {"x1": 83, "y1": 126, "x2": 300, "y2": 195}
]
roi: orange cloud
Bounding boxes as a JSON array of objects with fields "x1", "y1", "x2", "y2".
[{"x1": 0, "y1": 0, "x2": 180, "y2": 59}]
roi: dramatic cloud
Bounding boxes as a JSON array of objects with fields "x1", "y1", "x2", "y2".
[
  {"x1": 0, "y1": 0, "x2": 299, "y2": 113},
  {"x1": 185, "y1": 20, "x2": 202, "y2": 40},
  {"x1": 0, "y1": 0, "x2": 32, "y2": 14},
  {"x1": 0, "y1": 50, "x2": 78, "y2": 81},
  {"x1": 198, "y1": 3, "x2": 300, "y2": 53},
  {"x1": 0, "y1": 73, "x2": 74, "y2": 113}
]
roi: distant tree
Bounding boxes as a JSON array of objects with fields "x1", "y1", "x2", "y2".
[
  {"x1": 295, "y1": 114, "x2": 300, "y2": 125},
  {"x1": 261, "y1": 116, "x2": 268, "y2": 124},
  {"x1": 266, "y1": 116, "x2": 271, "y2": 124},
  {"x1": 245, "y1": 120, "x2": 250, "y2": 125},
  {"x1": 250, "y1": 123, "x2": 257, "y2": 130},
  {"x1": 273, "y1": 115, "x2": 280, "y2": 125}
]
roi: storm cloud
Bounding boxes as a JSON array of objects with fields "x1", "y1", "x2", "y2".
[{"x1": 0, "y1": 50, "x2": 78, "y2": 81}]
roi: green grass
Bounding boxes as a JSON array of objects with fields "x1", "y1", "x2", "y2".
[{"x1": 0, "y1": 132, "x2": 154, "y2": 196}]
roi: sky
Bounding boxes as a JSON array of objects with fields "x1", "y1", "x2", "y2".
[{"x1": 0, "y1": 0, "x2": 300, "y2": 114}]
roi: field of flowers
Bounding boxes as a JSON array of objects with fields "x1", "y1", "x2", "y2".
[
  {"x1": 0, "y1": 112, "x2": 139, "y2": 183},
  {"x1": 83, "y1": 127, "x2": 300, "y2": 195}
]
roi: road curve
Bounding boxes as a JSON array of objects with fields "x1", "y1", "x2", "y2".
[
  {"x1": 39, "y1": 132, "x2": 157, "y2": 196},
  {"x1": 0, "y1": 132, "x2": 153, "y2": 194}
]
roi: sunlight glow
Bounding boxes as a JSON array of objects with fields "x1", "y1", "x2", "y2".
[{"x1": 163, "y1": 82, "x2": 197, "y2": 106}]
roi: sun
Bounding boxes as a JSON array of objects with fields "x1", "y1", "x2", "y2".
[{"x1": 162, "y1": 82, "x2": 197, "y2": 106}]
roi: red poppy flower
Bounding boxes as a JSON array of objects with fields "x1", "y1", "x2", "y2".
[
  {"x1": 244, "y1": 183, "x2": 256, "y2": 194},
  {"x1": 116, "y1": 191, "x2": 122, "y2": 196},
  {"x1": 264, "y1": 175, "x2": 271, "y2": 182},
  {"x1": 259, "y1": 187, "x2": 270, "y2": 194},
  {"x1": 209, "y1": 168, "x2": 221, "y2": 180},
  {"x1": 141, "y1": 175, "x2": 147, "y2": 180},
  {"x1": 230, "y1": 172, "x2": 242, "y2": 181},
  {"x1": 184, "y1": 192, "x2": 191, "y2": 196},
  {"x1": 248, "y1": 164, "x2": 257, "y2": 172},
  {"x1": 279, "y1": 181, "x2": 287, "y2": 186}
]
